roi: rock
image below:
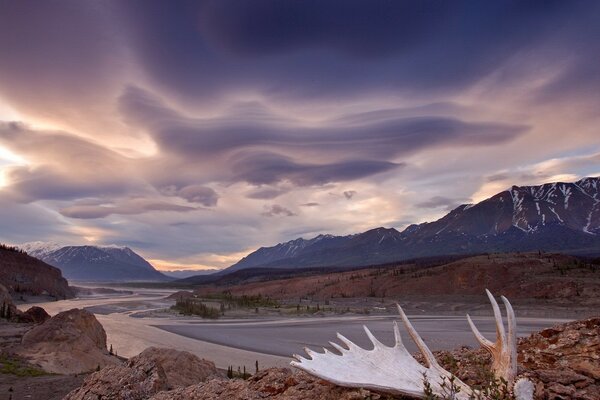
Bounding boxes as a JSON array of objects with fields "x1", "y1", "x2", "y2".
[
  {"x1": 518, "y1": 317, "x2": 600, "y2": 399},
  {"x1": 64, "y1": 356, "x2": 169, "y2": 400},
  {"x1": 133, "y1": 347, "x2": 222, "y2": 388},
  {"x1": 149, "y1": 368, "x2": 379, "y2": 400},
  {"x1": 17, "y1": 306, "x2": 50, "y2": 324},
  {"x1": 15, "y1": 308, "x2": 119, "y2": 374},
  {"x1": 64, "y1": 347, "x2": 222, "y2": 399}
]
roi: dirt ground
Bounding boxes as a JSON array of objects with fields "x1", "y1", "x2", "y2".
[
  {"x1": 0, "y1": 321, "x2": 87, "y2": 400},
  {"x1": 0, "y1": 373, "x2": 86, "y2": 400}
]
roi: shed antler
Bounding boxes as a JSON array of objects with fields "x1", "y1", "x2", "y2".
[
  {"x1": 467, "y1": 289, "x2": 517, "y2": 385},
  {"x1": 291, "y1": 304, "x2": 475, "y2": 399},
  {"x1": 291, "y1": 291, "x2": 533, "y2": 399}
]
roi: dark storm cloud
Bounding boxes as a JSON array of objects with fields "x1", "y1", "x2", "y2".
[
  {"x1": 113, "y1": 0, "x2": 598, "y2": 101},
  {"x1": 231, "y1": 151, "x2": 401, "y2": 186},
  {"x1": 59, "y1": 199, "x2": 198, "y2": 219}
]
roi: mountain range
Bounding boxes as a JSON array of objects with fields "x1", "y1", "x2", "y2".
[
  {"x1": 21, "y1": 242, "x2": 170, "y2": 282},
  {"x1": 224, "y1": 177, "x2": 600, "y2": 273}
]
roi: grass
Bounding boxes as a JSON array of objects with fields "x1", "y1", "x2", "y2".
[{"x1": 0, "y1": 355, "x2": 47, "y2": 377}]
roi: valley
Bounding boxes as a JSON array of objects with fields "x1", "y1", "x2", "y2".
[{"x1": 16, "y1": 285, "x2": 570, "y2": 369}]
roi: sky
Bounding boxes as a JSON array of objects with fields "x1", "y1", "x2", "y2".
[{"x1": 0, "y1": 1, "x2": 599, "y2": 271}]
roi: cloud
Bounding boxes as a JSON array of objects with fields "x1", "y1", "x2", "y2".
[
  {"x1": 120, "y1": 87, "x2": 527, "y2": 161},
  {"x1": 343, "y1": 190, "x2": 357, "y2": 200},
  {"x1": 245, "y1": 187, "x2": 289, "y2": 200},
  {"x1": 160, "y1": 184, "x2": 219, "y2": 206},
  {"x1": 115, "y1": 1, "x2": 599, "y2": 102},
  {"x1": 261, "y1": 204, "x2": 297, "y2": 217},
  {"x1": 59, "y1": 198, "x2": 198, "y2": 219},
  {"x1": 415, "y1": 196, "x2": 472, "y2": 210},
  {"x1": 231, "y1": 151, "x2": 402, "y2": 186},
  {"x1": 1, "y1": 1, "x2": 599, "y2": 269},
  {"x1": 0, "y1": 122, "x2": 140, "y2": 202}
]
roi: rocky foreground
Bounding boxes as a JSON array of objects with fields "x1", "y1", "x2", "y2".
[
  {"x1": 61, "y1": 317, "x2": 599, "y2": 400},
  {"x1": 1, "y1": 289, "x2": 598, "y2": 400}
]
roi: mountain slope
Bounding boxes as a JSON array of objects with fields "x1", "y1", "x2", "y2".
[
  {"x1": 23, "y1": 244, "x2": 170, "y2": 282},
  {"x1": 0, "y1": 244, "x2": 74, "y2": 299},
  {"x1": 223, "y1": 177, "x2": 600, "y2": 273}
]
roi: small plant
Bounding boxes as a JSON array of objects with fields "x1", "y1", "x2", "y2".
[
  {"x1": 0, "y1": 356, "x2": 47, "y2": 377},
  {"x1": 422, "y1": 371, "x2": 515, "y2": 400},
  {"x1": 422, "y1": 372, "x2": 438, "y2": 400}
]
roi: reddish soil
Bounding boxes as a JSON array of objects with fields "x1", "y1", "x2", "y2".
[{"x1": 193, "y1": 253, "x2": 600, "y2": 306}]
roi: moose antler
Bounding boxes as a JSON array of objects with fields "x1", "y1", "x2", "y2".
[
  {"x1": 467, "y1": 289, "x2": 517, "y2": 385},
  {"x1": 291, "y1": 304, "x2": 475, "y2": 399},
  {"x1": 291, "y1": 291, "x2": 533, "y2": 400}
]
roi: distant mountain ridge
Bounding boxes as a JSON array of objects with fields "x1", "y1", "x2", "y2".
[
  {"x1": 22, "y1": 243, "x2": 170, "y2": 282},
  {"x1": 224, "y1": 177, "x2": 600, "y2": 273}
]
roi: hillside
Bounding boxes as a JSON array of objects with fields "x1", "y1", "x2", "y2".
[
  {"x1": 0, "y1": 244, "x2": 74, "y2": 299},
  {"x1": 22, "y1": 243, "x2": 170, "y2": 282},
  {"x1": 194, "y1": 253, "x2": 600, "y2": 306},
  {"x1": 224, "y1": 177, "x2": 600, "y2": 273}
]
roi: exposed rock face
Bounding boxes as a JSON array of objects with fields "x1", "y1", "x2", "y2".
[
  {"x1": 149, "y1": 368, "x2": 376, "y2": 400},
  {"x1": 16, "y1": 308, "x2": 119, "y2": 374},
  {"x1": 64, "y1": 347, "x2": 222, "y2": 399},
  {"x1": 519, "y1": 317, "x2": 600, "y2": 400},
  {"x1": 0, "y1": 246, "x2": 73, "y2": 299}
]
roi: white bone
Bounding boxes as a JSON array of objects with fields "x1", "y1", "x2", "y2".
[
  {"x1": 290, "y1": 291, "x2": 534, "y2": 399},
  {"x1": 291, "y1": 304, "x2": 475, "y2": 399}
]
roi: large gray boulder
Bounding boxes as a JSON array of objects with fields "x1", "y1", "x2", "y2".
[{"x1": 16, "y1": 308, "x2": 120, "y2": 373}]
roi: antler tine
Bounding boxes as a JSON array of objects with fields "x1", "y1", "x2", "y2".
[
  {"x1": 393, "y1": 320, "x2": 404, "y2": 347},
  {"x1": 363, "y1": 326, "x2": 385, "y2": 349},
  {"x1": 501, "y1": 296, "x2": 518, "y2": 383},
  {"x1": 336, "y1": 332, "x2": 360, "y2": 351},
  {"x1": 329, "y1": 341, "x2": 347, "y2": 354},
  {"x1": 466, "y1": 314, "x2": 495, "y2": 352},
  {"x1": 500, "y1": 295, "x2": 517, "y2": 353},
  {"x1": 396, "y1": 304, "x2": 439, "y2": 369},
  {"x1": 485, "y1": 289, "x2": 506, "y2": 345}
]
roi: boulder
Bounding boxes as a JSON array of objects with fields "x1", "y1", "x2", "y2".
[
  {"x1": 64, "y1": 355, "x2": 169, "y2": 400},
  {"x1": 133, "y1": 347, "x2": 222, "y2": 388},
  {"x1": 64, "y1": 347, "x2": 221, "y2": 399},
  {"x1": 17, "y1": 306, "x2": 50, "y2": 324},
  {"x1": 16, "y1": 308, "x2": 120, "y2": 374}
]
